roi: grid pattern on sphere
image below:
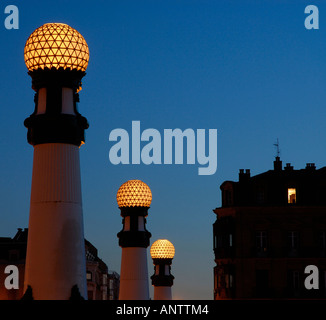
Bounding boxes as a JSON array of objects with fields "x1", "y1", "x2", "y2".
[
  {"x1": 150, "y1": 239, "x2": 175, "y2": 259},
  {"x1": 117, "y1": 180, "x2": 152, "y2": 208},
  {"x1": 24, "y1": 23, "x2": 89, "y2": 72}
]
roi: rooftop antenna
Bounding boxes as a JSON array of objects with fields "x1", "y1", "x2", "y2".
[{"x1": 273, "y1": 138, "x2": 280, "y2": 158}]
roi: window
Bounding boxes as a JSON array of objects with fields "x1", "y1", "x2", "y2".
[
  {"x1": 225, "y1": 274, "x2": 229, "y2": 288},
  {"x1": 256, "y1": 231, "x2": 267, "y2": 250},
  {"x1": 214, "y1": 233, "x2": 233, "y2": 249},
  {"x1": 288, "y1": 188, "x2": 296, "y2": 204},
  {"x1": 213, "y1": 235, "x2": 217, "y2": 250},
  {"x1": 86, "y1": 271, "x2": 92, "y2": 281},
  {"x1": 289, "y1": 270, "x2": 300, "y2": 290},
  {"x1": 257, "y1": 187, "x2": 265, "y2": 204},
  {"x1": 255, "y1": 231, "x2": 268, "y2": 256},
  {"x1": 102, "y1": 274, "x2": 107, "y2": 285},
  {"x1": 229, "y1": 274, "x2": 234, "y2": 288},
  {"x1": 288, "y1": 231, "x2": 299, "y2": 249},
  {"x1": 217, "y1": 235, "x2": 224, "y2": 248}
]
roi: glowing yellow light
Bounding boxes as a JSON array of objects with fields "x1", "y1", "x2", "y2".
[
  {"x1": 288, "y1": 188, "x2": 296, "y2": 204},
  {"x1": 150, "y1": 239, "x2": 175, "y2": 259},
  {"x1": 117, "y1": 179, "x2": 152, "y2": 208},
  {"x1": 24, "y1": 23, "x2": 89, "y2": 72}
]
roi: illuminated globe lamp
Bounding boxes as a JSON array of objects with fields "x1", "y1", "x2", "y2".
[
  {"x1": 150, "y1": 239, "x2": 175, "y2": 300},
  {"x1": 23, "y1": 23, "x2": 89, "y2": 300},
  {"x1": 117, "y1": 180, "x2": 152, "y2": 300}
]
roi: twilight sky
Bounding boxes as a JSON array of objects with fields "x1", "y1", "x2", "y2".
[{"x1": 1, "y1": 0, "x2": 326, "y2": 299}]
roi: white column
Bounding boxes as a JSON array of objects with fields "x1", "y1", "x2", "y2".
[
  {"x1": 154, "y1": 286, "x2": 172, "y2": 300},
  {"x1": 24, "y1": 143, "x2": 87, "y2": 300},
  {"x1": 119, "y1": 247, "x2": 149, "y2": 300}
]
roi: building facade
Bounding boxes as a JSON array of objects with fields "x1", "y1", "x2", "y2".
[
  {"x1": 0, "y1": 229, "x2": 119, "y2": 300},
  {"x1": 108, "y1": 271, "x2": 120, "y2": 300},
  {"x1": 85, "y1": 239, "x2": 120, "y2": 300},
  {"x1": 213, "y1": 157, "x2": 326, "y2": 299}
]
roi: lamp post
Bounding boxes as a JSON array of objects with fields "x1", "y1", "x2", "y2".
[
  {"x1": 150, "y1": 239, "x2": 175, "y2": 300},
  {"x1": 23, "y1": 23, "x2": 89, "y2": 300},
  {"x1": 116, "y1": 179, "x2": 152, "y2": 300}
]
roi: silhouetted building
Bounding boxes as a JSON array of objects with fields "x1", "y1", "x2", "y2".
[
  {"x1": 213, "y1": 157, "x2": 326, "y2": 299},
  {"x1": 0, "y1": 228, "x2": 119, "y2": 300}
]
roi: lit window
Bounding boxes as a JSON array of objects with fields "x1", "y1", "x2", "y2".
[
  {"x1": 288, "y1": 188, "x2": 296, "y2": 204},
  {"x1": 86, "y1": 271, "x2": 92, "y2": 281}
]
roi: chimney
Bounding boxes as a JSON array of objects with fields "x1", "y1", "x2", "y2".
[
  {"x1": 284, "y1": 163, "x2": 293, "y2": 171},
  {"x1": 239, "y1": 169, "x2": 250, "y2": 182},
  {"x1": 274, "y1": 156, "x2": 282, "y2": 171},
  {"x1": 305, "y1": 163, "x2": 316, "y2": 170}
]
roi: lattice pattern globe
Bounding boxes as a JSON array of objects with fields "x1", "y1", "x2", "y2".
[
  {"x1": 150, "y1": 239, "x2": 175, "y2": 259},
  {"x1": 117, "y1": 180, "x2": 152, "y2": 208},
  {"x1": 24, "y1": 23, "x2": 89, "y2": 72}
]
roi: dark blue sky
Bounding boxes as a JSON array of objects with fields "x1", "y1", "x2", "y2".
[{"x1": 0, "y1": 0, "x2": 325, "y2": 299}]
